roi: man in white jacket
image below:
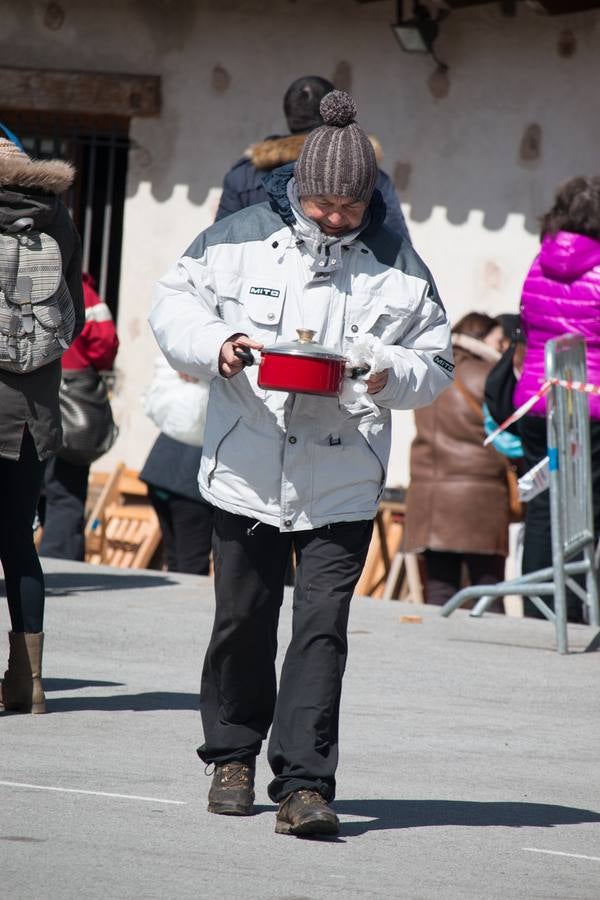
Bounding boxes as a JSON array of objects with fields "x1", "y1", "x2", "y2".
[{"x1": 150, "y1": 91, "x2": 453, "y2": 837}]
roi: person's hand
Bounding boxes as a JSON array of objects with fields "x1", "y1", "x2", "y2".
[
  {"x1": 366, "y1": 369, "x2": 389, "y2": 394},
  {"x1": 219, "y1": 334, "x2": 264, "y2": 378}
]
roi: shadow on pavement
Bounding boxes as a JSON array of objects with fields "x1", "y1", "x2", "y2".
[
  {"x1": 448, "y1": 636, "x2": 597, "y2": 655},
  {"x1": 334, "y1": 799, "x2": 600, "y2": 835},
  {"x1": 39, "y1": 572, "x2": 179, "y2": 595},
  {"x1": 43, "y1": 678, "x2": 125, "y2": 692},
  {"x1": 47, "y1": 691, "x2": 199, "y2": 712}
]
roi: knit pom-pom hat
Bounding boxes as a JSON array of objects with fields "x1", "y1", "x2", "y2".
[{"x1": 294, "y1": 90, "x2": 378, "y2": 203}]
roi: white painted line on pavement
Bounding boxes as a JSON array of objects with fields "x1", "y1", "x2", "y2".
[
  {"x1": 0, "y1": 780, "x2": 187, "y2": 805},
  {"x1": 523, "y1": 848, "x2": 600, "y2": 862}
]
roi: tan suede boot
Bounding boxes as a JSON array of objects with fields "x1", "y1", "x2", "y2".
[{"x1": 0, "y1": 632, "x2": 46, "y2": 714}]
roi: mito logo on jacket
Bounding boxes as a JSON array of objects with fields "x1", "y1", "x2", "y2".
[
  {"x1": 249, "y1": 286, "x2": 280, "y2": 298},
  {"x1": 433, "y1": 355, "x2": 455, "y2": 374}
]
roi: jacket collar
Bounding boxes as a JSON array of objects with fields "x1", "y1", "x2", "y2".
[
  {"x1": 0, "y1": 188, "x2": 58, "y2": 231},
  {"x1": 452, "y1": 333, "x2": 501, "y2": 364},
  {"x1": 246, "y1": 132, "x2": 384, "y2": 171},
  {"x1": 286, "y1": 177, "x2": 366, "y2": 278},
  {"x1": 0, "y1": 156, "x2": 74, "y2": 194},
  {"x1": 540, "y1": 231, "x2": 600, "y2": 281},
  {"x1": 262, "y1": 163, "x2": 387, "y2": 236}
]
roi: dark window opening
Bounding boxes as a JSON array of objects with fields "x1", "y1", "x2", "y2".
[{"x1": 0, "y1": 110, "x2": 129, "y2": 320}]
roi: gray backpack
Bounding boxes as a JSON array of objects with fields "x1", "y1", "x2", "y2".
[{"x1": 0, "y1": 217, "x2": 75, "y2": 373}]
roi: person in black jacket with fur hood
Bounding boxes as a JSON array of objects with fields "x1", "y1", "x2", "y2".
[
  {"x1": 215, "y1": 75, "x2": 411, "y2": 243},
  {"x1": 0, "y1": 129, "x2": 84, "y2": 714}
]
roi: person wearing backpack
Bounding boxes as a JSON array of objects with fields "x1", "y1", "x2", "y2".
[{"x1": 0, "y1": 130, "x2": 84, "y2": 714}]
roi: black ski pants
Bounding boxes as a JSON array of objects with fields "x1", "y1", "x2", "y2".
[{"x1": 197, "y1": 508, "x2": 373, "y2": 803}]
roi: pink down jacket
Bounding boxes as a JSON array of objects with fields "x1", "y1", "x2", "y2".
[{"x1": 514, "y1": 231, "x2": 600, "y2": 420}]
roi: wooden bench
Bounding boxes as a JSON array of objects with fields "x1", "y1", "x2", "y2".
[
  {"x1": 85, "y1": 463, "x2": 161, "y2": 568},
  {"x1": 97, "y1": 502, "x2": 161, "y2": 569},
  {"x1": 355, "y1": 494, "x2": 424, "y2": 603}
]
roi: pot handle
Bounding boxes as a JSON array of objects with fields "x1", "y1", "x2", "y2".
[
  {"x1": 233, "y1": 347, "x2": 255, "y2": 367},
  {"x1": 350, "y1": 365, "x2": 370, "y2": 380}
]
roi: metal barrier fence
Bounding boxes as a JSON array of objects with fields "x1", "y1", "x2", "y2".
[{"x1": 441, "y1": 334, "x2": 599, "y2": 654}]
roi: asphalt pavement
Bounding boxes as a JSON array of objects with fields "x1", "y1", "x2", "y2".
[{"x1": 1, "y1": 557, "x2": 599, "y2": 900}]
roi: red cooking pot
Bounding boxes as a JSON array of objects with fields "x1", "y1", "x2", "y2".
[{"x1": 234, "y1": 329, "x2": 369, "y2": 397}]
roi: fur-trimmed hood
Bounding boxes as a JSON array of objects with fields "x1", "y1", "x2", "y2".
[
  {"x1": 452, "y1": 332, "x2": 500, "y2": 365},
  {"x1": 0, "y1": 155, "x2": 75, "y2": 194},
  {"x1": 246, "y1": 132, "x2": 384, "y2": 171}
]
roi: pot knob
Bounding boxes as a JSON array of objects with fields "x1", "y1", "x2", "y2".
[{"x1": 296, "y1": 329, "x2": 316, "y2": 343}]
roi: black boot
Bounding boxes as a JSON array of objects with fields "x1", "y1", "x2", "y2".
[
  {"x1": 275, "y1": 789, "x2": 339, "y2": 836},
  {"x1": 207, "y1": 761, "x2": 255, "y2": 816}
]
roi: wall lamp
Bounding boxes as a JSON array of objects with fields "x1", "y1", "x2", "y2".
[{"x1": 390, "y1": 1, "x2": 450, "y2": 69}]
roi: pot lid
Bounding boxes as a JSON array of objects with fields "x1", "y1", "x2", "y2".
[{"x1": 263, "y1": 329, "x2": 345, "y2": 361}]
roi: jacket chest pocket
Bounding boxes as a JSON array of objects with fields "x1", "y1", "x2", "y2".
[
  {"x1": 215, "y1": 272, "x2": 285, "y2": 340},
  {"x1": 343, "y1": 294, "x2": 410, "y2": 344}
]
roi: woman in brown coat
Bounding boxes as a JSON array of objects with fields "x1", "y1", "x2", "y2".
[
  {"x1": 403, "y1": 312, "x2": 510, "y2": 605},
  {"x1": 0, "y1": 131, "x2": 84, "y2": 713}
]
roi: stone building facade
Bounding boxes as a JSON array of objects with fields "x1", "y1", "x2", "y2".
[{"x1": 1, "y1": 0, "x2": 599, "y2": 484}]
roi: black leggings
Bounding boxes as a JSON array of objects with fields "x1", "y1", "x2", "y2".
[{"x1": 0, "y1": 428, "x2": 46, "y2": 633}]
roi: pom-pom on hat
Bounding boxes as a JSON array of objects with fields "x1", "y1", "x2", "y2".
[{"x1": 294, "y1": 90, "x2": 378, "y2": 203}]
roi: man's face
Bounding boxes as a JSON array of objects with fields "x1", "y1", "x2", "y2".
[{"x1": 300, "y1": 194, "x2": 368, "y2": 236}]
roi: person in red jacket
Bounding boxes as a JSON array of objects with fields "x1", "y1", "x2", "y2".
[
  {"x1": 39, "y1": 274, "x2": 119, "y2": 560},
  {"x1": 61, "y1": 273, "x2": 119, "y2": 372}
]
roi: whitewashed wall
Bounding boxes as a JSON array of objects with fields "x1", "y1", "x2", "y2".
[{"x1": 2, "y1": 0, "x2": 599, "y2": 485}]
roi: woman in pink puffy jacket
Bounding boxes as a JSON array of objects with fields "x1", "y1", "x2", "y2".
[{"x1": 515, "y1": 176, "x2": 600, "y2": 622}]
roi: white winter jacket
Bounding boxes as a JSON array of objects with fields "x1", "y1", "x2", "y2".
[{"x1": 150, "y1": 184, "x2": 453, "y2": 531}]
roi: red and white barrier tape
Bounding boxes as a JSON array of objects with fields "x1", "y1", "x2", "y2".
[
  {"x1": 552, "y1": 377, "x2": 600, "y2": 396},
  {"x1": 483, "y1": 377, "x2": 600, "y2": 446}
]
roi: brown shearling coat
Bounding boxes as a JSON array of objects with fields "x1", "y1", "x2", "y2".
[{"x1": 403, "y1": 336, "x2": 510, "y2": 557}]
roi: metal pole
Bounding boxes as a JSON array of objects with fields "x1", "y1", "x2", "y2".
[
  {"x1": 583, "y1": 541, "x2": 599, "y2": 627},
  {"x1": 98, "y1": 129, "x2": 116, "y2": 301},
  {"x1": 576, "y1": 358, "x2": 600, "y2": 628},
  {"x1": 546, "y1": 348, "x2": 568, "y2": 653},
  {"x1": 82, "y1": 134, "x2": 96, "y2": 274}
]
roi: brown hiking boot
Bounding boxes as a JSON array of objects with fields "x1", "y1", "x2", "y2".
[
  {"x1": 0, "y1": 632, "x2": 46, "y2": 715},
  {"x1": 207, "y1": 761, "x2": 255, "y2": 816},
  {"x1": 275, "y1": 789, "x2": 340, "y2": 836}
]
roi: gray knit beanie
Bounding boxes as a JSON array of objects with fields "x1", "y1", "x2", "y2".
[{"x1": 294, "y1": 91, "x2": 378, "y2": 203}]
